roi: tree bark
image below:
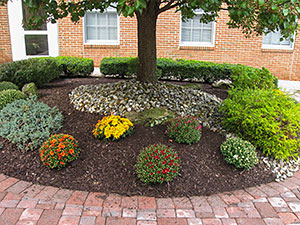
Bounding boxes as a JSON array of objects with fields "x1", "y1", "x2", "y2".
[{"x1": 136, "y1": 5, "x2": 158, "y2": 83}]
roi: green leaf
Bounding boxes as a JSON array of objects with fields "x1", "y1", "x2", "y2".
[
  {"x1": 282, "y1": 9, "x2": 289, "y2": 16},
  {"x1": 258, "y1": 0, "x2": 264, "y2": 6}
]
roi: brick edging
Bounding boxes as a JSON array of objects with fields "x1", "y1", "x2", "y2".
[{"x1": 0, "y1": 171, "x2": 300, "y2": 224}]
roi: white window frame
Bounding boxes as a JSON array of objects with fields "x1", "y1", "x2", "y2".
[
  {"x1": 8, "y1": 0, "x2": 59, "y2": 61},
  {"x1": 83, "y1": 7, "x2": 120, "y2": 45},
  {"x1": 262, "y1": 30, "x2": 295, "y2": 50},
  {"x1": 179, "y1": 10, "x2": 216, "y2": 47}
]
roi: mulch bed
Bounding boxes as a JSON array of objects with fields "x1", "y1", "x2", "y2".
[{"x1": 0, "y1": 77, "x2": 275, "y2": 197}]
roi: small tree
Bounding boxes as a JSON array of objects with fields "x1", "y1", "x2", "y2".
[{"x1": 1, "y1": 0, "x2": 299, "y2": 82}]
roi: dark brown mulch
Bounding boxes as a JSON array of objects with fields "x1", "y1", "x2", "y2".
[{"x1": 0, "y1": 77, "x2": 274, "y2": 197}]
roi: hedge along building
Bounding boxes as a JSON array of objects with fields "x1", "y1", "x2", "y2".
[{"x1": 1, "y1": 1, "x2": 300, "y2": 81}]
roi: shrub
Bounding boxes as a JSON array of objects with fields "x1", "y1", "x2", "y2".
[
  {"x1": 22, "y1": 82, "x2": 38, "y2": 96},
  {"x1": 0, "y1": 81, "x2": 18, "y2": 91},
  {"x1": 40, "y1": 134, "x2": 80, "y2": 169},
  {"x1": 220, "y1": 88, "x2": 300, "y2": 160},
  {"x1": 0, "y1": 58, "x2": 60, "y2": 88},
  {"x1": 92, "y1": 114, "x2": 134, "y2": 141},
  {"x1": 100, "y1": 57, "x2": 278, "y2": 89},
  {"x1": 100, "y1": 57, "x2": 138, "y2": 78},
  {"x1": 166, "y1": 116, "x2": 202, "y2": 144},
  {"x1": 220, "y1": 137, "x2": 258, "y2": 170},
  {"x1": 229, "y1": 65, "x2": 277, "y2": 90},
  {"x1": 54, "y1": 56, "x2": 94, "y2": 77},
  {"x1": 0, "y1": 89, "x2": 27, "y2": 110},
  {"x1": 0, "y1": 96, "x2": 63, "y2": 151},
  {"x1": 136, "y1": 144, "x2": 180, "y2": 184}
]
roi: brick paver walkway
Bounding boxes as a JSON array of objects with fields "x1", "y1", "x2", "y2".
[{"x1": 0, "y1": 172, "x2": 300, "y2": 225}]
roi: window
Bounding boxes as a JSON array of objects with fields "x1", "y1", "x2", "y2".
[
  {"x1": 180, "y1": 9, "x2": 215, "y2": 47},
  {"x1": 84, "y1": 8, "x2": 119, "y2": 44},
  {"x1": 262, "y1": 30, "x2": 294, "y2": 49}
]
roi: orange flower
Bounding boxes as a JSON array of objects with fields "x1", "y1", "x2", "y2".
[
  {"x1": 50, "y1": 151, "x2": 54, "y2": 156},
  {"x1": 69, "y1": 149, "x2": 74, "y2": 154},
  {"x1": 58, "y1": 143, "x2": 65, "y2": 149},
  {"x1": 60, "y1": 161, "x2": 65, "y2": 165}
]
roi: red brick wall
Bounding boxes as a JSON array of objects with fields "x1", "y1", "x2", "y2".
[
  {"x1": 57, "y1": 8, "x2": 300, "y2": 80},
  {"x1": 0, "y1": 5, "x2": 12, "y2": 64},
  {"x1": 1, "y1": 5, "x2": 299, "y2": 80}
]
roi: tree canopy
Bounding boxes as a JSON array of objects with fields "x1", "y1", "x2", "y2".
[{"x1": 1, "y1": 0, "x2": 299, "y2": 82}]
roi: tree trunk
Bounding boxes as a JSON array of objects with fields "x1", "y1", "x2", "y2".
[{"x1": 136, "y1": 6, "x2": 158, "y2": 83}]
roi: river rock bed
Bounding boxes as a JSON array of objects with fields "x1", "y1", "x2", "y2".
[{"x1": 69, "y1": 80, "x2": 224, "y2": 130}]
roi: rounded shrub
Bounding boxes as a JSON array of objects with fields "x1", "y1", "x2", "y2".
[
  {"x1": 0, "y1": 96, "x2": 63, "y2": 151},
  {"x1": 0, "y1": 81, "x2": 18, "y2": 91},
  {"x1": 22, "y1": 82, "x2": 38, "y2": 96},
  {"x1": 136, "y1": 144, "x2": 180, "y2": 184},
  {"x1": 40, "y1": 134, "x2": 80, "y2": 169},
  {"x1": 54, "y1": 56, "x2": 94, "y2": 77},
  {"x1": 220, "y1": 88, "x2": 300, "y2": 160},
  {"x1": 220, "y1": 137, "x2": 258, "y2": 170},
  {"x1": 0, "y1": 89, "x2": 27, "y2": 110},
  {"x1": 0, "y1": 58, "x2": 60, "y2": 88},
  {"x1": 166, "y1": 115, "x2": 202, "y2": 144},
  {"x1": 92, "y1": 114, "x2": 134, "y2": 141}
]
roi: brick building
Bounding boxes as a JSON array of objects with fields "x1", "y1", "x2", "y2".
[{"x1": 1, "y1": 2, "x2": 299, "y2": 81}]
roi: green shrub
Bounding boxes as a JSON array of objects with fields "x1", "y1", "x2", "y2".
[
  {"x1": 22, "y1": 82, "x2": 38, "y2": 96},
  {"x1": 0, "y1": 96, "x2": 63, "y2": 151},
  {"x1": 220, "y1": 137, "x2": 258, "y2": 170},
  {"x1": 157, "y1": 58, "x2": 231, "y2": 83},
  {"x1": 100, "y1": 57, "x2": 277, "y2": 89},
  {"x1": 166, "y1": 116, "x2": 202, "y2": 144},
  {"x1": 0, "y1": 58, "x2": 60, "y2": 88},
  {"x1": 54, "y1": 56, "x2": 94, "y2": 77},
  {"x1": 220, "y1": 88, "x2": 300, "y2": 160},
  {"x1": 0, "y1": 81, "x2": 18, "y2": 91},
  {"x1": 229, "y1": 65, "x2": 277, "y2": 90},
  {"x1": 100, "y1": 57, "x2": 138, "y2": 78},
  {"x1": 0, "y1": 89, "x2": 27, "y2": 110},
  {"x1": 40, "y1": 134, "x2": 80, "y2": 169},
  {"x1": 136, "y1": 144, "x2": 180, "y2": 184}
]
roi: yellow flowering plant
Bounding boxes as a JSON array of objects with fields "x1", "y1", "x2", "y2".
[{"x1": 92, "y1": 114, "x2": 134, "y2": 141}]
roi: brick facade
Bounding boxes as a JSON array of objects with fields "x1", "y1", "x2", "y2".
[
  {"x1": 0, "y1": 5, "x2": 12, "y2": 64},
  {"x1": 1, "y1": 5, "x2": 300, "y2": 80}
]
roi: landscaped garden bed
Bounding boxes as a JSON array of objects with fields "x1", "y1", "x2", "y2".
[
  {"x1": 0, "y1": 56, "x2": 299, "y2": 198},
  {"x1": 0, "y1": 77, "x2": 275, "y2": 197}
]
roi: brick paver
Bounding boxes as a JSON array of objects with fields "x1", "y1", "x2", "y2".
[{"x1": 0, "y1": 170, "x2": 299, "y2": 224}]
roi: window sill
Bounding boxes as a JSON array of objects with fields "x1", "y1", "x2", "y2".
[
  {"x1": 84, "y1": 44, "x2": 120, "y2": 49},
  {"x1": 179, "y1": 46, "x2": 215, "y2": 51},
  {"x1": 261, "y1": 48, "x2": 293, "y2": 53}
]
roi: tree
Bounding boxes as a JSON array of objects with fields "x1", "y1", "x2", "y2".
[{"x1": 1, "y1": 0, "x2": 300, "y2": 82}]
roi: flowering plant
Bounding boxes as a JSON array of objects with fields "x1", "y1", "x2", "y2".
[
  {"x1": 136, "y1": 144, "x2": 180, "y2": 184},
  {"x1": 166, "y1": 115, "x2": 202, "y2": 144},
  {"x1": 220, "y1": 137, "x2": 258, "y2": 170},
  {"x1": 40, "y1": 134, "x2": 80, "y2": 169},
  {"x1": 92, "y1": 114, "x2": 134, "y2": 141}
]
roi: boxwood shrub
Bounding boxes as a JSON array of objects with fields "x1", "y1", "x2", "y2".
[
  {"x1": 100, "y1": 57, "x2": 138, "y2": 78},
  {"x1": 0, "y1": 58, "x2": 60, "y2": 88},
  {"x1": 0, "y1": 81, "x2": 18, "y2": 91},
  {"x1": 0, "y1": 89, "x2": 27, "y2": 110},
  {"x1": 220, "y1": 88, "x2": 300, "y2": 160},
  {"x1": 54, "y1": 56, "x2": 94, "y2": 77},
  {"x1": 100, "y1": 57, "x2": 277, "y2": 89}
]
